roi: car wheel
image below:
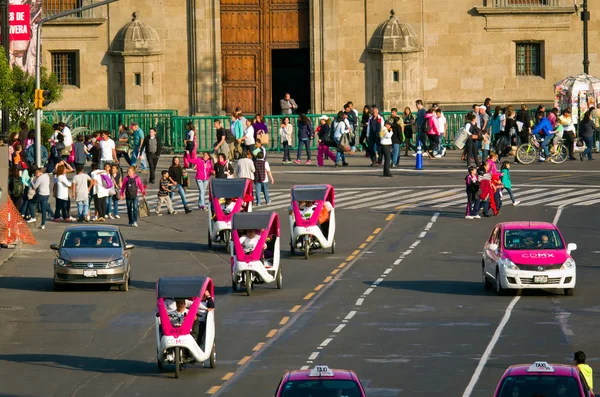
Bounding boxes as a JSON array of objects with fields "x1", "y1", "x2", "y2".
[
  {"x1": 119, "y1": 277, "x2": 129, "y2": 292},
  {"x1": 482, "y1": 264, "x2": 492, "y2": 290},
  {"x1": 564, "y1": 288, "x2": 574, "y2": 296},
  {"x1": 495, "y1": 269, "x2": 506, "y2": 296}
]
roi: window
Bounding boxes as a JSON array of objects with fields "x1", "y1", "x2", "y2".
[
  {"x1": 51, "y1": 52, "x2": 78, "y2": 86},
  {"x1": 393, "y1": 71, "x2": 399, "y2": 82},
  {"x1": 516, "y1": 42, "x2": 541, "y2": 76},
  {"x1": 134, "y1": 73, "x2": 142, "y2": 86},
  {"x1": 495, "y1": 0, "x2": 556, "y2": 6}
]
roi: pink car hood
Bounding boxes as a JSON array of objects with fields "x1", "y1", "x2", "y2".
[{"x1": 503, "y1": 249, "x2": 569, "y2": 265}]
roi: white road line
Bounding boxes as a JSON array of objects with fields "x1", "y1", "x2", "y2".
[
  {"x1": 551, "y1": 191, "x2": 600, "y2": 207},
  {"x1": 346, "y1": 190, "x2": 412, "y2": 209},
  {"x1": 522, "y1": 189, "x2": 597, "y2": 207},
  {"x1": 374, "y1": 278, "x2": 384, "y2": 285},
  {"x1": 363, "y1": 288, "x2": 374, "y2": 296},
  {"x1": 419, "y1": 231, "x2": 427, "y2": 238},
  {"x1": 377, "y1": 189, "x2": 442, "y2": 209},
  {"x1": 393, "y1": 259, "x2": 402, "y2": 265},
  {"x1": 576, "y1": 198, "x2": 600, "y2": 206},
  {"x1": 511, "y1": 188, "x2": 572, "y2": 206},
  {"x1": 308, "y1": 352, "x2": 320, "y2": 360},
  {"x1": 320, "y1": 338, "x2": 333, "y2": 347},
  {"x1": 553, "y1": 205, "x2": 565, "y2": 225},
  {"x1": 345, "y1": 311, "x2": 357, "y2": 320},
  {"x1": 384, "y1": 268, "x2": 392, "y2": 274},
  {"x1": 425, "y1": 222, "x2": 433, "y2": 230},
  {"x1": 418, "y1": 189, "x2": 464, "y2": 206},
  {"x1": 461, "y1": 296, "x2": 521, "y2": 397},
  {"x1": 410, "y1": 240, "x2": 420, "y2": 249},
  {"x1": 355, "y1": 298, "x2": 364, "y2": 306},
  {"x1": 333, "y1": 324, "x2": 346, "y2": 333},
  {"x1": 300, "y1": 365, "x2": 309, "y2": 370},
  {"x1": 402, "y1": 249, "x2": 412, "y2": 256},
  {"x1": 432, "y1": 212, "x2": 440, "y2": 222}
]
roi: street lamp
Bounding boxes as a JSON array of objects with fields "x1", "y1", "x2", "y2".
[
  {"x1": 581, "y1": 0, "x2": 590, "y2": 74},
  {"x1": 0, "y1": 0, "x2": 10, "y2": 137}
]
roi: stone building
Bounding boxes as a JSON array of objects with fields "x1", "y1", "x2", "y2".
[{"x1": 41, "y1": 0, "x2": 599, "y2": 115}]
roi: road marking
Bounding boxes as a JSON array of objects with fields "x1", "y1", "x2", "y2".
[
  {"x1": 522, "y1": 188, "x2": 597, "y2": 207},
  {"x1": 323, "y1": 276, "x2": 332, "y2": 283},
  {"x1": 366, "y1": 235, "x2": 374, "y2": 242},
  {"x1": 300, "y1": 365, "x2": 309, "y2": 370},
  {"x1": 221, "y1": 372, "x2": 234, "y2": 381},
  {"x1": 359, "y1": 243, "x2": 367, "y2": 249},
  {"x1": 304, "y1": 292, "x2": 315, "y2": 300},
  {"x1": 338, "y1": 263, "x2": 347, "y2": 268},
  {"x1": 393, "y1": 259, "x2": 402, "y2": 265},
  {"x1": 290, "y1": 305, "x2": 301, "y2": 313},
  {"x1": 308, "y1": 352, "x2": 320, "y2": 360},
  {"x1": 346, "y1": 255, "x2": 355, "y2": 261},
  {"x1": 345, "y1": 311, "x2": 357, "y2": 320},
  {"x1": 384, "y1": 268, "x2": 392, "y2": 274},
  {"x1": 461, "y1": 295, "x2": 521, "y2": 397},
  {"x1": 280, "y1": 316, "x2": 290, "y2": 325},
  {"x1": 419, "y1": 231, "x2": 427, "y2": 238},
  {"x1": 352, "y1": 250, "x2": 361, "y2": 255},
  {"x1": 410, "y1": 240, "x2": 421, "y2": 249},
  {"x1": 355, "y1": 298, "x2": 364, "y2": 306},
  {"x1": 333, "y1": 324, "x2": 346, "y2": 333},
  {"x1": 386, "y1": 214, "x2": 395, "y2": 221},
  {"x1": 403, "y1": 249, "x2": 412, "y2": 256},
  {"x1": 363, "y1": 287, "x2": 374, "y2": 296},
  {"x1": 432, "y1": 212, "x2": 440, "y2": 222},
  {"x1": 553, "y1": 205, "x2": 565, "y2": 225},
  {"x1": 207, "y1": 386, "x2": 221, "y2": 394},
  {"x1": 373, "y1": 228, "x2": 382, "y2": 234},
  {"x1": 331, "y1": 269, "x2": 340, "y2": 275},
  {"x1": 253, "y1": 342, "x2": 264, "y2": 351},
  {"x1": 266, "y1": 329, "x2": 277, "y2": 338},
  {"x1": 425, "y1": 222, "x2": 433, "y2": 230},
  {"x1": 320, "y1": 338, "x2": 333, "y2": 347},
  {"x1": 314, "y1": 284, "x2": 324, "y2": 291},
  {"x1": 238, "y1": 356, "x2": 251, "y2": 365},
  {"x1": 374, "y1": 278, "x2": 384, "y2": 285}
]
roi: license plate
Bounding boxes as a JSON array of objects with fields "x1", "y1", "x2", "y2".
[
  {"x1": 534, "y1": 275, "x2": 548, "y2": 284},
  {"x1": 83, "y1": 270, "x2": 97, "y2": 277}
]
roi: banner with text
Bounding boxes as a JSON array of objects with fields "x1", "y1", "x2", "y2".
[{"x1": 0, "y1": 0, "x2": 42, "y2": 75}]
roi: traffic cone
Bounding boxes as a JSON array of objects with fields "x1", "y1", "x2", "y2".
[{"x1": 415, "y1": 140, "x2": 423, "y2": 170}]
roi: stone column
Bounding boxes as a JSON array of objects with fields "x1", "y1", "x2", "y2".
[{"x1": 195, "y1": 0, "x2": 222, "y2": 115}]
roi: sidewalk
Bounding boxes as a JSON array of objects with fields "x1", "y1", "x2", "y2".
[{"x1": 0, "y1": 243, "x2": 21, "y2": 268}]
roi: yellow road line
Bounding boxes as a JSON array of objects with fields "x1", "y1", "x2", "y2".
[
  {"x1": 314, "y1": 284, "x2": 324, "y2": 291},
  {"x1": 346, "y1": 255, "x2": 355, "y2": 261},
  {"x1": 386, "y1": 214, "x2": 395, "y2": 221},
  {"x1": 207, "y1": 386, "x2": 221, "y2": 394},
  {"x1": 253, "y1": 342, "x2": 264, "y2": 351},
  {"x1": 222, "y1": 372, "x2": 235, "y2": 381},
  {"x1": 238, "y1": 356, "x2": 251, "y2": 365},
  {"x1": 280, "y1": 316, "x2": 290, "y2": 325},
  {"x1": 338, "y1": 263, "x2": 346, "y2": 269},
  {"x1": 304, "y1": 292, "x2": 315, "y2": 300},
  {"x1": 359, "y1": 243, "x2": 367, "y2": 249},
  {"x1": 366, "y1": 235, "x2": 374, "y2": 242},
  {"x1": 331, "y1": 269, "x2": 340, "y2": 275},
  {"x1": 290, "y1": 305, "x2": 301, "y2": 313},
  {"x1": 373, "y1": 228, "x2": 382, "y2": 234},
  {"x1": 266, "y1": 329, "x2": 277, "y2": 338},
  {"x1": 323, "y1": 276, "x2": 332, "y2": 282},
  {"x1": 352, "y1": 250, "x2": 361, "y2": 255}
]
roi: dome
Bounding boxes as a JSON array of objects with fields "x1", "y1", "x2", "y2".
[
  {"x1": 368, "y1": 10, "x2": 421, "y2": 53},
  {"x1": 109, "y1": 12, "x2": 162, "y2": 55}
]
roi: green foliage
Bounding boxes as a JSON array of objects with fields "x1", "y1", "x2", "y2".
[
  {"x1": 10, "y1": 66, "x2": 64, "y2": 126},
  {"x1": 0, "y1": 47, "x2": 15, "y2": 112}
]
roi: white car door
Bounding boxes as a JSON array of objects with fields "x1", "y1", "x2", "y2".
[{"x1": 484, "y1": 227, "x2": 501, "y2": 278}]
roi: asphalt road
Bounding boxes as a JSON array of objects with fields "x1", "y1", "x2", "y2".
[{"x1": 0, "y1": 152, "x2": 599, "y2": 397}]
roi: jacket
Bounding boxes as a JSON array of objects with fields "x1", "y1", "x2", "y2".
[
  {"x1": 366, "y1": 115, "x2": 385, "y2": 138},
  {"x1": 279, "y1": 124, "x2": 293, "y2": 144},
  {"x1": 191, "y1": 158, "x2": 214, "y2": 181},
  {"x1": 500, "y1": 168, "x2": 512, "y2": 189},
  {"x1": 425, "y1": 113, "x2": 440, "y2": 135},
  {"x1": 379, "y1": 126, "x2": 393, "y2": 145},
  {"x1": 280, "y1": 98, "x2": 298, "y2": 115},
  {"x1": 297, "y1": 120, "x2": 314, "y2": 140},
  {"x1": 579, "y1": 119, "x2": 600, "y2": 139},
  {"x1": 388, "y1": 116, "x2": 404, "y2": 144},
  {"x1": 577, "y1": 363, "x2": 593, "y2": 390},
  {"x1": 531, "y1": 117, "x2": 553, "y2": 137},
  {"x1": 140, "y1": 135, "x2": 162, "y2": 156},
  {"x1": 25, "y1": 144, "x2": 48, "y2": 166}
]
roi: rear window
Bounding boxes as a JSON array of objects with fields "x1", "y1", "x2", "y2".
[
  {"x1": 503, "y1": 229, "x2": 564, "y2": 250},
  {"x1": 498, "y1": 375, "x2": 581, "y2": 397},
  {"x1": 61, "y1": 231, "x2": 121, "y2": 248},
  {"x1": 281, "y1": 379, "x2": 362, "y2": 397}
]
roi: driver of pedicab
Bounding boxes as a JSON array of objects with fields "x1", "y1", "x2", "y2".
[{"x1": 165, "y1": 291, "x2": 215, "y2": 344}]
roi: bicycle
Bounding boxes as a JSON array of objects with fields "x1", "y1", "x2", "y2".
[{"x1": 516, "y1": 136, "x2": 568, "y2": 165}]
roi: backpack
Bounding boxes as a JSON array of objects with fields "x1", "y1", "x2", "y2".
[
  {"x1": 320, "y1": 124, "x2": 334, "y2": 147},
  {"x1": 225, "y1": 128, "x2": 235, "y2": 143},
  {"x1": 125, "y1": 176, "x2": 138, "y2": 199},
  {"x1": 100, "y1": 173, "x2": 113, "y2": 189},
  {"x1": 11, "y1": 177, "x2": 24, "y2": 198}
]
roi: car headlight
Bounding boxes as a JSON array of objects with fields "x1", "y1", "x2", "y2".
[
  {"x1": 499, "y1": 258, "x2": 517, "y2": 270},
  {"x1": 107, "y1": 259, "x2": 124, "y2": 268},
  {"x1": 561, "y1": 258, "x2": 575, "y2": 270},
  {"x1": 55, "y1": 258, "x2": 68, "y2": 267}
]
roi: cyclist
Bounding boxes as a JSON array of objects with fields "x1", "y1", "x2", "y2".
[{"x1": 531, "y1": 111, "x2": 555, "y2": 162}]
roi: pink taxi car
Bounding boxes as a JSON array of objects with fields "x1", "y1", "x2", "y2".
[
  {"x1": 494, "y1": 361, "x2": 594, "y2": 397},
  {"x1": 483, "y1": 222, "x2": 577, "y2": 296},
  {"x1": 274, "y1": 365, "x2": 367, "y2": 397}
]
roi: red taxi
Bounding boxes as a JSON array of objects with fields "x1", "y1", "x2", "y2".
[
  {"x1": 274, "y1": 365, "x2": 367, "y2": 397},
  {"x1": 494, "y1": 361, "x2": 594, "y2": 397}
]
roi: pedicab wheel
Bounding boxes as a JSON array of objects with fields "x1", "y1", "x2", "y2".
[
  {"x1": 516, "y1": 144, "x2": 536, "y2": 165},
  {"x1": 245, "y1": 270, "x2": 252, "y2": 296},
  {"x1": 276, "y1": 266, "x2": 282, "y2": 289},
  {"x1": 209, "y1": 343, "x2": 216, "y2": 369},
  {"x1": 331, "y1": 239, "x2": 336, "y2": 254},
  {"x1": 175, "y1": 347, "x2": 181, "y2": 378},
  {"x1": 304, "y1": 239, "x2": 310, "y2": 259},
  {"x1": 290, "y1": 238, "x2": 296, "y2": 255},
  {"x1": 207, "y1": 230, "x2": 212, "y2": 248},
  {"x1": 564, "y1": 288, "x2": 574, "y2": 296},
  {"x1": 232, "y1": 279, "x2": 238, "y2": 292}
]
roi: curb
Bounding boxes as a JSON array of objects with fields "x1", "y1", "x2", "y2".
[{"x1": 0, "y1": 241, "x2": 22, "y2": 269}]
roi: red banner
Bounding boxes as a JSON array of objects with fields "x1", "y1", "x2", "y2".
[{"x1": 9, "y1": 4, "x2": 30, "y2": 41}]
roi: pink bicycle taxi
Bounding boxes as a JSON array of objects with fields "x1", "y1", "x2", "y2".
[
  {"x1": 207, "y1": 178, "x2": 253, "y2": 252},
  {"x1": 289, "y1": 184, "x2": 336, "y2": 259},
  {"x1": 230, "y1": 212, "x2": 282, "y2": 296},
  {"x1": 155, "y1": 276, "x2": 216, "y2": 378}
]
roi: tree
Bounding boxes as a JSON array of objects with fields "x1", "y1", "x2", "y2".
[
  {"x1": 10, "y1": 66, "x2": 63, "y2": 125},
  {"x1": 0, "y1": 47, "x2": 14, "y2": 115}
]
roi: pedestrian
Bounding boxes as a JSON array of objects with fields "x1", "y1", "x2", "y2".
[
  {"x1": 107, "y1": 164, "x2": 122, "y2": 219},
  {"x1": 183, "y1": 121, "x2": 197, "y2": 168},
  {"x1": 279, "y1": 116, "x2": 293, "y2": 164},
  {"x1": 21, "y1": 166, "x2": 35, "y2": 223},
  {"x1": 232, "y1": 112, "x2": 245, "y2": 159},
  {"x1": 380, "y1": 121, "x2": 393, "y2": 177},
  {"x1": 192, "y1": 152, "x2": 215, "y2": 210},
  {"x1": 236, "y1": 150, "x2": 255, "y2": 180},
  {"x1": 425, "y1": 109, "x2": 440, "y2": 157},
  {"x1": 99, "y1": 130, "x2": 117, "y2": 169},
  {"x1": 213, "y1": 119, "x2": 229, "y2": 160},
  {"x1": 500, "y1": 161, "x2": 520, "y2": 206},
  {"x1": 91, "y1": 164, "x2": 111, "y2": 221},
  {"x1": 9, "y1": 167, "x2": 24, "y2": 212},
  {"x1": 72, "y1": 165, "x2": 94, "y2": 222},
  {"x1": 253, "y1": 150, "x2": 270, "y2": 206},
  {"x1": 116, "y1": 123, "x2": 131, "y2": 166},
  {"x1": 253, "y1": 113, "x2": 268, "y2": 146},
  {"x1": 464, "y1": 113, "x2": 481, "y2": 167},
  {"x1": 465, "y1": 166, "x2": 480, "y2": 219},
  {"x1": 403, "y1": 107, "x2": 416, "y2": 156},
  {"x1": 388, "y1": 108, "x2": 404, "y2": 166},
  {"x1": 343, "y1": 103, "x2": 357, "y2": 152},
  {"x1": 156, "y1": 170, "x2": 177, "y2": 216},
  {"x1": 434, "y1": 108, "x2": 447, "y2": 157},
  {"x1": 481, "y1": 130, "x2": 491, "y2": 163},
  {"x1": 30, "y1": 167, "x2": 51, "y2": 230},
  {"x1": 140, "y1": 127, "x2": 161, "y2": 184},
  {"x1": 294, "y1": 114, "x2": 314, "y2": 164},
  {"x1": 280, "y1": 92, "x2": 298, "y2": 115},
  {"x1": 531, "y1": 111, "x2": 555, "y2": 161},
  {"x1": 359, "y1": 105, "x2": 370, "y2": 155},
  {"x1": 214, "y1": 153, "x2": 234, "y2": 178},
  {"x1": 574, "y1": 351, "x2": 593, "y2": 392},
  {"x1": 130, "y1": 122, "x2": 147, "y2": 170},
  {"x1": 415, "y1": 100, "x2": 427, "y2": 150},
  {"x1": 332, "y1": 112, "x2": 349, "y2": 168},
  {"x1": 516, "y1": 104, "x2": 531, "y2": 145},
  {"x1": 120, "y1": 166, "x2": 146, "y2": 227},
  {"x1": 73, "y1": 134, "x2": 88, "y2": 169},
  {"x1": 578, "y1": 110, "x2": 599, "y2": 161},
  {"x1": 316, "y1": 115, "x2": 336, "y2": 167},
  {"x1": 242, "y1": 118, "x2": 255, "y2": 156},
  {"x1": 559, "y1": 109, "x2": 576, "y2": 160},
  {"x1": 53, "y1": 162, "x2": 74, "y2": 222},
  {"x1": 367, "y1": 106, "x2": 385, "y2": 166},
  {"x1": 168, "y1": 156, "x2": 192, "y2": 214}
]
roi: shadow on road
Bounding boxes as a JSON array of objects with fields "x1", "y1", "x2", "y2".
[
  {"x1": 0, "y1": 276, "x2": 55, "y2": 292},
  {"x1": 0, "y1": 354, "x2": 160, "y2": 377},
  {"x1": 127, "y1": 239, "x2": 204, "y2": 252},
  {"x1": 370, "y1": 280, "x2": 491, "y2": 296}
]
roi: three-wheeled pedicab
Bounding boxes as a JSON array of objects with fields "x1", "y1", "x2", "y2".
[
  {"x1": 155, "y1": 276, "x2": 216, "y2": 378},
  {"x1": 231, "y1": 212, "x2": 281, "y2": 296},
  {"x1": 289, "y1": 184, "x2": 336, "y2": 259},
  {"x1": 208, "y1": 178, "x2": 253, "y2": 252}
]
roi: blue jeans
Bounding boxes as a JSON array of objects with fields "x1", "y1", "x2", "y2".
[
  {"x1": 107, "y1": 196, "x2": 119, "y2": 216},
  {"x1": 297, "y1": 139, "x2": 311, "y2": 160},
  {"x1": 169, "y1": 184, "x2": 188, "y2": 207},
  {"x1": 197, "y1": 179, "x2": 209, "y2": 208},
  {"x1": 535, "y1": 134, "x2": 550, "y2": 158},
  {"x1": 392, "y1": 143, "x2": 400, "y2": 165},
  {"x1": 254, "y1": 182, "x2": 270, "y2": 205},
  {"x1": 35, "y1": 195, "x2": 50, "y2": 226},
  {"x1": 126, "y1": 197, "x2": 138, "y2": 225},
  {"x1": 76, "y1": 200, "x2": 90, "y2": 220},
  {"x1": 334, "y1": 137, "x2": 345, "y2": 164},
  {"x1": 582, "y1": 135, "x2": 594, "y2": 160},
  {"x1": 131, "y1": 146, "x2": 147, "y2": 170}
]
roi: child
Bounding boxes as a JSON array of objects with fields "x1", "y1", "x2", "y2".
[
  {"x1": 481, "y1": 130, "x2": 491, "y2": 162},
  {"x1": 190, "y1": 152, "x2": 215, "y2": 210},
  {"x1": 72, "y1": 166, "x2": 94, "y2": 222},
  {"x1": 253, "y1": 150, "x2": 273, "y2": 206},
  {"x1": 120, "y1": 166, "x2": 146, "y2": 227},
  {"x1": 156, "y1": 170, "x2": 177, "y2": 216},
  {"x1": 465, "y1": 166, "x2": 480, "y2": 219},
  {"x1": 473, "y1": 163, "x2": 497, "y2": 217},
  {"x1": 108, "y1": 164, "x2": 122, "y2": 219},
  {"x1": 500, "y1": 161, "x2": 520, "y2": 206},
  {"x1": 574, "y1": 351, "x2": 593, "y2": 391}
]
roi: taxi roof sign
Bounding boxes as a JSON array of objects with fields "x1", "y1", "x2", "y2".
[
  {"x1": 309, "y1": 365, "x2": 334, "y2": 377},
  {"x1": 527, "y1": 361, "x2": 555, "y2": 373}
]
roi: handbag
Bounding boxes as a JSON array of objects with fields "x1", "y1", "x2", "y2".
[
  {"x1": 138, "y1": 197, "x2": 150, "y2": 218},
  {"x1": 27, "y1": 187, "x2": 36, "y2": 200},
  {"x1": 258, "y1": 133, "x2": 270, "y2": 145}
]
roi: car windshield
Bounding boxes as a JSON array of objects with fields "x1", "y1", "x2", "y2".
[
  {"x1": 61, "y1": 231, "x2": 121, "y2": 248},
  {"x1": 498, "y1": 375, "x2": 581, "y2": 397},
  {"x1": 503, "y1": 229, "x2": 564, "y2": 250},
  {"x1": 281, "y1": 379, "x2": 362, "y2": 397}
]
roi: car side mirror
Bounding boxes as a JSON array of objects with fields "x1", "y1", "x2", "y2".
[
  {"x1": 50, "y1": 244, "x2": 58, "y2": 250},
  {"x1": 567, "y1": 243, "x2": 577, "y2": 253},
  {"x1": 488, "y1": 243, "x2": 498, "y2": 252},
  {"x1": 125, "y1": 244, "x2": 135, "y2": 250}
]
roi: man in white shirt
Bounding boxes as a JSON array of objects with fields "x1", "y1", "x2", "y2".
[
  {"x1": 91, "y1": 165, "x2": 110, "y2": 221},
  {"x1": 60, "y1": 122, "x2": 73, "y2": 148},
  {"x1": 99, "y1": 131, "x2": 117, "y2": 169},
  {"x1": 236, "y1": 151, "x2": 255, "y2": 180}
]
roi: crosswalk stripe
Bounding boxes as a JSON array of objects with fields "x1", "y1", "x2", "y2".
[
  {"x1": 509, "y1": 188, "x2": 572, "y2": 206},
  {"x1": 418, "y1": 189, "x2": 464, "y2": 206},
  {"x1": 258, "y1": 191, "x2": 369, "y2": 211},
  {"x1": 378, "y1": 189, "x2": 442, "y2": 209},
  {"x1": 521, "y1": 189, "x2": 595, "y2": 207},
  {"x1": 346, "y1": 190, "x2": 413, "y2": 209},
  {"x1": 576, "y1": 198, "x2": 600, "y2": 206},
  {"x1": 552, "y1": 192, "x2": 600, "y2": 207}
]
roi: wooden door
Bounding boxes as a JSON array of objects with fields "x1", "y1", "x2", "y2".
[{"x1": 220, "y1": 0, "x2": 309, "y2": 115}]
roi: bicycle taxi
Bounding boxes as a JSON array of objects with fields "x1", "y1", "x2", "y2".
[{"x1": 208, "y1": 178, "x2": 253, "y2": 251}]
